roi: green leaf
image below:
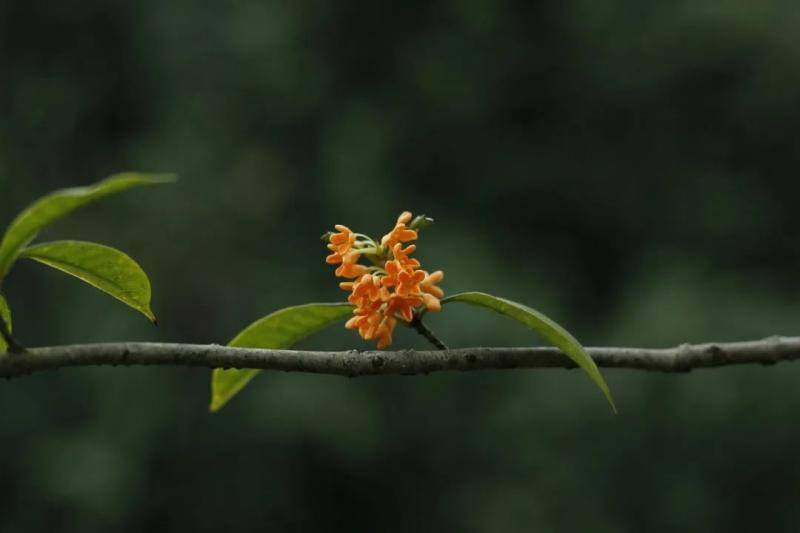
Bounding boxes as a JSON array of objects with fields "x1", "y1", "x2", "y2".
[
  {"x1": 0, "y1": 293, "x2": 10, "y2": 354},
  {"x1": 21, "y1": 240, "x2": 156, "y2": 322},
  {"x1": 442, "y1": 292, "x2": 616, "y2": 412},
  {"x1": 210, "y1": 303, "x2": 354, "y2": 412},
  {"x1": 0, "y1": 173, "x2": 175, "y2": 280}
]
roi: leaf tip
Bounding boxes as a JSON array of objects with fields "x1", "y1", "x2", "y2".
[
  {"x1": 130, "y1": 172, "x2": 178, "y2": 184},
  {"x1": 142, "y1": 308, "x2": 157, "y2": 324},
  {"x1": 208, "y1": 395, "x2": 226, "y2": 413},
  {"x1": 594, "y1": 373, "x2": 617, "y2": 413},
  {"x1": 607, "y1": 396, "x2": 618, "y2": 414},
  {"x1": 152, "y1": 173, "x2": 179, "y2": 184},
  {"x1": 597, "y1": 382, "x2": 617, "y2": 414}
]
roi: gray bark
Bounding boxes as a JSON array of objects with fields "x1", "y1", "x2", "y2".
[{"x1": 1, "y1": 336, "x2": 798, "y2": 379}]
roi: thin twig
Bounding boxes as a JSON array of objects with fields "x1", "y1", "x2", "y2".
[
  {"x1": 1, "y1": 336, "x2": 799, "y2": 379},
  {"x1": 409, "y1": 315, "x2": 449, "y2": 350}
]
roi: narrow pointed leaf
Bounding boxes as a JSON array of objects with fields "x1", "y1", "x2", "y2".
[
  {"x1": 210, "y1": 303, "x2": 354, "y2": 412},
  {"x1": 442, "y1": 292, "x2": 616, "y2": 412},
  {"x1": 0, "y1": 173, "x2": 175, "y2": 280},
  {"x1": 21, "y1": 241, "x2": 156, "y2": 322},
  {"x1": 0, "y1": 293, "x2": 10, "y2": 354}
]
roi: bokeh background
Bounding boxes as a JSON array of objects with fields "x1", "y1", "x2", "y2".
[{"x1": 2, "y1": 1, "x2": 800, "y2": 531}]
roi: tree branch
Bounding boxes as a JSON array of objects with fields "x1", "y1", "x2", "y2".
[{"x1": 1, "y1": 336, "x2": 799, "y2": 379}]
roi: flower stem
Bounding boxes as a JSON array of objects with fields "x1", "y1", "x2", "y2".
[
  {"x1": 355, "y1": 247, "x2": 380, "y2": 255},
  {"x1": 409, "y1": 315, "x2": 448, "y2": 350}
]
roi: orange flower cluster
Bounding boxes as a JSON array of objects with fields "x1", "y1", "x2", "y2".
[{"x1": 325, "y1": 212, "x2": 444, "y2": 349}]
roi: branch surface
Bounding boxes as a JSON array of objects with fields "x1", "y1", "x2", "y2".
[{"x1": 1, "y1": 336, "x2": 799, "y2": 379}]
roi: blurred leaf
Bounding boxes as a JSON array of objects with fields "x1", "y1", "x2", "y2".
[
  {"x1": 210, "y1": 303, "x2": 354, "y2": 412},
  {"x1": 0, "y1": 292, "x2": 10, "y2": 354},
  {"x1": 0, "y1": 173, "x2": 175, "y2": 280},
  {"x1": 21, "y1": 240, "x2": 156, "y2": 323},
  {"x1": 442, "y1": 292, "x2": 616, "y2": 412}
]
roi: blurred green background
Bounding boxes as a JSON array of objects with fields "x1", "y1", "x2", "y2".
[{"x1": 2, "y1": 0, "x2": 800, "y2": 531}]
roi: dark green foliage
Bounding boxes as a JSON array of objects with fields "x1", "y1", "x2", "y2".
[{"x1": 2, "y1": 0, "x2": 800, "y2": 531}]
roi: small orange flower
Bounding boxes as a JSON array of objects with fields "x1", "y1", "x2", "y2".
[
  {"x1": 386, "y1": 293, "x2": 424, "y2": 322},
  {"x1": 375, "y1": 315, "x2": 397, "y2": 349},
  {"x1": 325, "y1": 211, "x2": 444, "y2": 349},
  {"x1": 345, "y1": 308, "x2": 382, "y2": 340},
  {"x1": 391, "y1": 243, "x2": 420, "y2": 268},
  {"x1": 347, "y1": 274, "x2": 386, "y2": 306},
  {"x1": 396, "y1": 269, "x2": 425, "y2": 297},
  {"x1": 381, "y1": 260, "x2": 402, "y2": 289},
  {"x1": 334, "y1": 251, "x2": 369, "y2": 278},
  {"x1": 421, "y1": 270, "x2": 444, "y2": 298},
  {"x1": 326, "y1": 225, "x2": 355, "y2": 264},
  {"x1": 396, "y1": 211, "x2": 413, "y2": 225},
  {"x1": 419, "y1": 270, "x2": 444, "y2": 312},
  {"x1": 380, "y1": 212, "x2": 417, "y2": 249}
]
